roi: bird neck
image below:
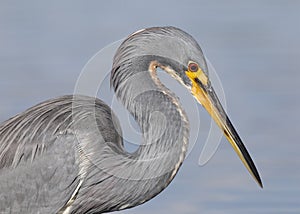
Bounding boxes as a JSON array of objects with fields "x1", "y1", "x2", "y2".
[
  {"x1": 72, "y1": 57, "x2": 191, "y2": 212},
  {"x1": 112, "y1": 57, "x2": 190, "y2": 181},
  {"x1": 133, "y1": 84, "x2": 190, "y2": 180}
]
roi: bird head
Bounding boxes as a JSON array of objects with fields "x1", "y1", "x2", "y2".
[{"x1": 111, "y1": 26, "x2": 262, "y2": 188}]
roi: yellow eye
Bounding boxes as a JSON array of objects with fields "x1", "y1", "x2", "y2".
[{"x1": 188, "y1": 62, "x2": 199, "y2": 72}]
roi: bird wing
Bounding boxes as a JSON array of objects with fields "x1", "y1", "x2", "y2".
[
  {"x1": 0, "y1": 95, "x2": 123, "y2": 213},
  {"x1": 0, "y1": 133, "x2": 81, "y2": 213}
]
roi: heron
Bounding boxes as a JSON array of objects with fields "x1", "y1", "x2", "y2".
[{"x1": 0, "y1": 26, "x2": 262, "y2": 213}]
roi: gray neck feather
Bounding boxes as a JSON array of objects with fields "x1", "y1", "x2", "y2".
[
  {"x1": 111, "y1": 55, "x2": 189, "y2": 180},
  {"x1": 90, "y1": 27, "x2": 195, "y2": 211}
]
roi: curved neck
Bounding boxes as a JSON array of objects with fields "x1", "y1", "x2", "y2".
[
  {"x1": 112, "y1": 56, "x2": 190, "y2": 180},
  {"x1": 73, "y1": 57, "x2": 191, "y2": 213}
]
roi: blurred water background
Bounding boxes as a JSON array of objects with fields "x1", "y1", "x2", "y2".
[{"x1": 0, "y1": 1, "x2": 299, "y2": 213}]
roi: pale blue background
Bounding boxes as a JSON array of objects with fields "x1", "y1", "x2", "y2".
[{"x1": 0, "y1": 1, "x2": 299, "y2": 213}]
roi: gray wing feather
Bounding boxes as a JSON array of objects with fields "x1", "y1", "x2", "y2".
[
  {"x1": 0, "y1": 134, "x2": 80, "y2": 213},
  {"x1": 0, "y1": 95, "x2": 122, "y2": 213}
]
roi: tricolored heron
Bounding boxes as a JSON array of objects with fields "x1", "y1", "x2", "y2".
[{"x1": 0, "y1": 26, "x2": 262, "y2": 213}]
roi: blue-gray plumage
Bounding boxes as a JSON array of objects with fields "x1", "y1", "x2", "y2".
[{"x1": 0, "y1": 27, "x2": 262, "y2": 213}]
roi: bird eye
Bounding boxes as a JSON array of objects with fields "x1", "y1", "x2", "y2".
[{"x1": 188, "y1": 63, "x2": 199, "y2": 72}]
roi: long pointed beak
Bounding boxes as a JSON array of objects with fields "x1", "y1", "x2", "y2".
[{"x1": 186, "y1": 67, "x2": 263, "y2": 188}]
